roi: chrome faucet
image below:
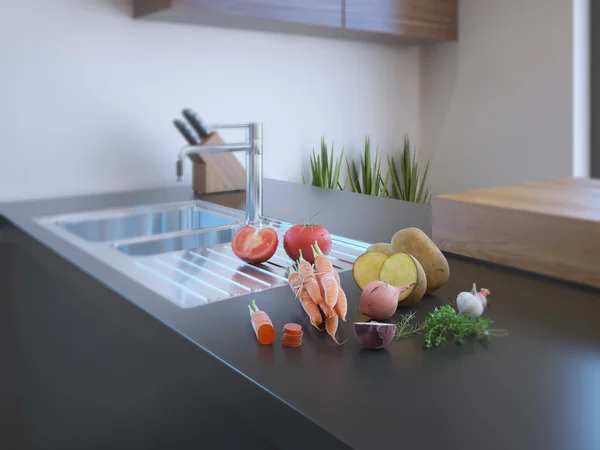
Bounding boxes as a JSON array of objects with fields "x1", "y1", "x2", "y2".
[{"x1": 176, "y1": 123, "x2": 263, "y2": 226}]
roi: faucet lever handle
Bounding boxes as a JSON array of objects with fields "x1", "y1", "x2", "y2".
[
  {"x1": 210, "y1": 123, "x2": 253, "y2": 133},
  {"x1": 210, "y1": 123, "x2": 262, "y2": 143}
]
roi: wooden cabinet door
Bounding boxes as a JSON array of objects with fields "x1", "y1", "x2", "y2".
[
  {"x1": 345, "y1": 0, "x2": 458, "y2": 40},
  {"x1": 176, "y1": 0, "x2": 343, "y2": 27}
]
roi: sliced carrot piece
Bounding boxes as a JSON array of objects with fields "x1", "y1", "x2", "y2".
[
  {"x1": 283, "y1": 323, "x2": 303, "y2": 336},
  {"x1": 282, "y1": 334, "x2": 303, "y2": 344},
  {"x1": 282, "y1": 337, "x2": 302, "y2": 348},
  {"x1": 257, "y1": 326, "x2": 275, "y2": 344}
]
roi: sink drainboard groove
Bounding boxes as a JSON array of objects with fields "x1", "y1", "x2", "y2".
[
  {"x1": 134, "y1": 261, "x2": 209, "y2": 302},
  {"x1": 151, "y1": 257, "x2": 231, "y2": 297},
  {"x1": 204, "y1": 247, "x2": 289, "y2": 282},
  {"x1": 220, "y1": 243, "x2": 350, "y2": 272},
  {"x1": 170, "y1": 254, "x2": 252, "y2": 292},
  {"x1": 269, "y1": 252, "x2": 295, "y2": 265},
  {"x1": 188, "y1": 250, "x2": 272, "y2": 287},
  {"x1": 329, "y1": 248, "x2": 361, "y2": 260}
]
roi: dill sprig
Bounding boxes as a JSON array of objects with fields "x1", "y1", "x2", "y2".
[{"x1": 395, "y1": 311, "x2": 427, "y2": 339}]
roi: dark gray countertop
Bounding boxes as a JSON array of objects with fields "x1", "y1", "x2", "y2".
[{"x1": 2, "y1": 180, "x2": 599, "y2": 450}]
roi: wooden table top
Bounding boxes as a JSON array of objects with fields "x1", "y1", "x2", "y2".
[
  {"x1": 433, "y1": 177, "x2": 600, "y2": 289},
  {"x1": 436, "y1": 177, "x2": 600, "y2": 222}
]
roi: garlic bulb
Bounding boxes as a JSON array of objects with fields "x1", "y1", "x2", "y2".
[
  {"x1": 456, "y1": 283, "x2": 491, "y2": 318},
  {"x1": 456, "y1": 292, "x2": 483, "y2": 317},
  {"x1": 472, "y1": 283, "x2": 490, "y2": 309}
]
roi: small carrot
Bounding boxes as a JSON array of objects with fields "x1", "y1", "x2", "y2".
[
  {"x1": 287, "y1": 264, "x2": 303, "y2": 297},
  {"x1": 318, "y1": 280, "x2": 336, "y2": 320},
  {"x1": 325, "y1": 314, "x2": 345, "y2": 345},
  {"x1": 248, "y1": 300, "x2": 275, "y2": 345},
  {"x1": 333, "y1": 270, "x2": 340, "y2": 285},
  {"x1": 312, "y1": 242, "x2": 338, "y2": 309},
  {"x1": 288, "y1": 265, "x2": 323, "y2": 329},
  {"x1": 334, "y1": 288, "x2": 347, "y2": 322},
  {"x1": 332, "y1": 268, "x2": 347, "y2": 320},
  {"x1": 297, "y1": 250, "x2": 333, "y2": 319}
]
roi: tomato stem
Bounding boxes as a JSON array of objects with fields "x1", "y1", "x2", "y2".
[{"x1": 306, "y1": 210, "x2": 323, "y2": 225}]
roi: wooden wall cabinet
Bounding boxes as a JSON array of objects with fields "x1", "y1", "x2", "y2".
[
  {"x1": 345, "y1": 0, "x2": 458, "y2": 41},
  {"x1": 135, "y1": 1, "x2": 342, "y2": 28},
  {"x1": 134, "y1": 0, "x2": 458, "y2": 43}
]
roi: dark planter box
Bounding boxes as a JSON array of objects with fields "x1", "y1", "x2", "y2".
[{"x1": 263, "y1": 179, "x2": 431, "y2": 243}]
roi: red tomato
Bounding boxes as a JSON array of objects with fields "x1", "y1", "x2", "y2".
[
  {"x1": 232, "y1": 226, "x2": 279, "y2": 264},
  {"x1": 283, "y1": 224, "x2": 332, "y2": 264}
]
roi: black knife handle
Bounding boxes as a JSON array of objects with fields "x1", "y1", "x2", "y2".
[
  {"x1": 173, "y1": 119, "x2": 199, "y2": 145},
  {"x1": 182, "y1": 108, "x2": 212, "y2": 139}
]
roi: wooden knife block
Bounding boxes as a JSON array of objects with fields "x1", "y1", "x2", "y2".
[{"x1": 189, "y1": 133, "x2": 246, "y2": 194}]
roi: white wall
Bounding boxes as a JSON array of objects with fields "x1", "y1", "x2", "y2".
[
  {"x1": 0, "y1": 0, "x2": 581, "y2": 202},
  {"x1": 421, "y1": 0, "x2": 575, "y2": 195},
  {"x1": 0, "y1": 0, "x2": 420, "y2": 201}
]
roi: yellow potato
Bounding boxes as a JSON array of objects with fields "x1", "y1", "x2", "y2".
[
  {"x1": 391, "y1": 228, "x2": 449, "y2": 293},
  {"x1": 403, "y1": 255, "x2": 427, "y2": 305},
  {"x1": 366, "y1": 243, "x2": 393, "y2": 256},
  {"x1": 378, "y1": 252, "x2": 418, "y2": 302},
  {"x1": 352, "y1": 252, "x2": 389, "y2": 290}
]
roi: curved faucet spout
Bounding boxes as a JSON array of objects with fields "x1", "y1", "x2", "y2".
[{"x1": 175, "y1": 122, "x2": 263, "y2": 226}]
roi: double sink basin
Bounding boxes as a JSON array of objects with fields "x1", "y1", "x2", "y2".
[{"x1": 37, "y1": 200, "x2": 368, "y2": 309}]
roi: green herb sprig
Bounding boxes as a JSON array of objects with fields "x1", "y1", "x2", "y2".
[
  {"x1": 395, "y1": 311, "x2": 427, "y2": 339},
  {"x1": 396, "y1": 306, "x2": 507, "y2": 349}
]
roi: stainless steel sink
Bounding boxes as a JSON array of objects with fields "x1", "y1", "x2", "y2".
[
  {"x1": 57, "y1": 202, "x2": 235, "y2": 242},
  {"x1": 36, "y1": 200, "x2": 369, "y2": 309}
]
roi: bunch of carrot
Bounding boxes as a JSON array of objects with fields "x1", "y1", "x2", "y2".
[{"x1": 288, "y1": 242, "x2": 348, "y2": 344}]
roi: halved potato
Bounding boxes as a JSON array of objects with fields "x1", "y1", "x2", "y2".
[
  {"x1": 399, "y1": 255, "x2": 427, "y2": 306},
  {"x1": 366, "y1": 243, "x2": 393, "y2": 256},
  {"x1": 378, "y1": 252, "x2": 419, "y2": 302},
  {"x1": 352, "y1": 252, "x2": 389, "y2": 290}
]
